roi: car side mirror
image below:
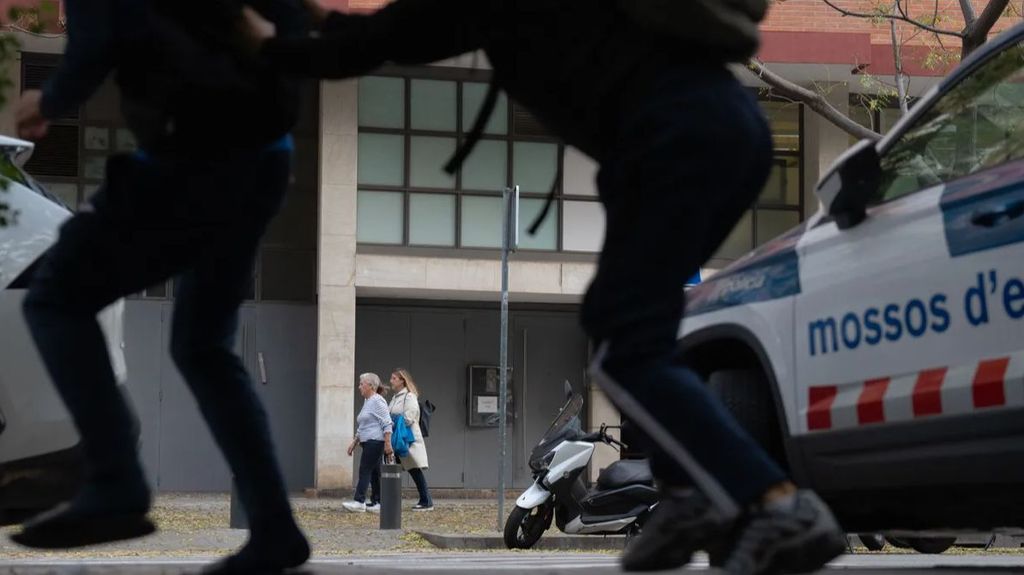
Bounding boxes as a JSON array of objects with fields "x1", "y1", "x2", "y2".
[{"x1": 816, "y1": 138, "x2": 882, "y2": 230}]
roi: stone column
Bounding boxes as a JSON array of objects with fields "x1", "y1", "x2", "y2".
[{"x1": 315, "y1": 79, "x2": 360, "y2": 491}]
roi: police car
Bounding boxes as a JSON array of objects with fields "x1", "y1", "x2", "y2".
[
  {"x1": 0, "y1": 136, "x2": 127, "y2": 523},
  {"x1": 680, "y1": 22, "x2": 1024, "y2": 552}
]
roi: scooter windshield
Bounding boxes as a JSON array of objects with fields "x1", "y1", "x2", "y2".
[{"x1": 529, "y1": 393, "x2": 584, "y2": 465}]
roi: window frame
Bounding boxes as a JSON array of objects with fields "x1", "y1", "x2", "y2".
[{"x1": 356, "y1": 66, "x2": 574, "y2": 253}]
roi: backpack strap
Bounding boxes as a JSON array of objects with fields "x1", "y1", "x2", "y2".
[
  {"x1": 444, "y1": 78, "x2": 561, "y2": 237},
  {"x1": 527, "y1": 162, "x2": 563, "y2": 236},
  {"x1": 444, "y1": 79, "x2": 500, "y2": 175}
]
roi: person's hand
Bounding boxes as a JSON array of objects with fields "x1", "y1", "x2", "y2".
[
  {"x1": 17, "y1": 90, "x2": 49, "y2": 141},
  {"x1": 301, "y1": 0, "x2": 329, "y2": 26},
  {"x1": 237, "y1": 6, "x2": 277, "y2": 56},
  {"x1": 347, "y1": 442, "x2": 356, "y2": 457},
  {"x1": 384, "y1": 444, "x2": 394, "y2": 457}
]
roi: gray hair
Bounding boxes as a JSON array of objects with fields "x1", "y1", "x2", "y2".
[{"x1": 359, "y1": 372, "x2": 382, "y2": 391}]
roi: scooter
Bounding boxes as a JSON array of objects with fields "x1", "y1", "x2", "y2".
[{"x1": 503, "y1": 383, "x2": 660, "y2": 549}]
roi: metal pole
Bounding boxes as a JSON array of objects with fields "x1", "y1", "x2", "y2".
[
  {"x1": 380, "y1": 463, "x2": 403, "y2": 530},
  {"x1": 497, "y1": 186, "x2": 511, "y2": 531}
]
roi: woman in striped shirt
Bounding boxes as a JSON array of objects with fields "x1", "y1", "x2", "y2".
[{"x1": 343, "y1": 373, "x2": 393, "y2": 513}]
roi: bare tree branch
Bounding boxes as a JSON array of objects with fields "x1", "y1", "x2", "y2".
[
  {"x1": 891, "y1": 2, "x2": 910, "y2": 115},
  {"x1": 963, "y1": 0, "x2": 1012, "y2": 55},
  {"x1": 822, "y1": 0, "x2": 965, "y2": 38},
  {"x1": 959, "y1": 0, "x2": 978, "y2": 26},
  {"x1": 748, "y1": 59, "x2": 882, "y2": 140}
]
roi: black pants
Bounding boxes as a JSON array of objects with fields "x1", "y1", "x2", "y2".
[
  {"x1": 23, "y1": 139, "x2": 298, "y2": 536},
  {"x1": 581, "y1": 64, "x2": 787, "y2": 507},
  {"x1": 354, "y1": 440, "x2": 385, "y2": 504}
]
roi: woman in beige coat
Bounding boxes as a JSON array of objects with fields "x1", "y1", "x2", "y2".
[{"x1": 388, "y1": 368, "x2": 433, "y2": 511}]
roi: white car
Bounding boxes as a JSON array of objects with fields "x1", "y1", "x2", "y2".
[
  {"x1": 0, "y1": 136, "x2": 126, "y2": 523},
  {"x1": 680, "y1": 23, "x2": 1024, "y2": 553}
]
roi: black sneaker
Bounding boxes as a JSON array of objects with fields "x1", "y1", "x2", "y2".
[
  {"x1": 10, "y1": 479, "x2": 154, "y2": 549},
  {"x1": 412, "y1": 503, "x2": 434, "y2": 511},
  {"x1": 621, "y1": 488, "x2": 728, "y2": 572},
  {"x1": 722, "y1": 490, "x2": 846, "y2": 575}
]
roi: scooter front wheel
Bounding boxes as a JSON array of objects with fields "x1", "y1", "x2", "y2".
[{"x1": 504, "y1": 504, "x2": 553, "y2": 549}]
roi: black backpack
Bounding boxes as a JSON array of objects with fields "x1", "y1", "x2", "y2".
[
  {"x1": 419, "y1": 399, "x2": 436, "y2": 438},
  {"x1": 118, "y1": 0, "x2": 304, "y2": 151},
  {"x1": 617, "y1": 0, "x2": 769, "y2": 62}
]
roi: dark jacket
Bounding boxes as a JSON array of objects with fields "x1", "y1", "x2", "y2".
[
  {"x1": 261, "y1": 0, "x2": 690, "y2": 160},
  {"x1": 44, "y1": 0, "x2": 307, "y2": 152}
]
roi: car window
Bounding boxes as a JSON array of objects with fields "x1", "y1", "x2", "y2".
[
  {"x1": 0, "y1": 152, "x2": 30, "y2": 188},
  {"x1": 875, "y1": 42, "x2": 1024, "y2": 204}
]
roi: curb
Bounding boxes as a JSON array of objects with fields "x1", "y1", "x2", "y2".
[{"x1": 415, "y1": 531, "x2": 625, "y2": 551}]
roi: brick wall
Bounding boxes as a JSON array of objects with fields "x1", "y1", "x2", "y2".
[{"x1": 764, "y1": 0, "x2": 1018, "y2": 45}]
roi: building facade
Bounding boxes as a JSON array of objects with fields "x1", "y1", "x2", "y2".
[{"x1": 1, "y1": 0, "x2": 1009, "y2": 492}]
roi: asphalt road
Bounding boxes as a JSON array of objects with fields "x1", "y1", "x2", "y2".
[{"x1": 0, "y1": 552, "x2": 1023, "y2": 574}]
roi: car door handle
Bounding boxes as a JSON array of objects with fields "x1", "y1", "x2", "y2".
[{"x1": 970, "y1": 200, "x2": 1024, "y2": 228}]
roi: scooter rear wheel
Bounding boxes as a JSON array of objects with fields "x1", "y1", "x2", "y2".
[{"x1": 504, "y1": 504, "x2": 553, "y2": 549}]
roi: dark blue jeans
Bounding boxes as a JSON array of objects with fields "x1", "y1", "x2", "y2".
[
  {"x1": 354, "y1": 440, "x2": 384, "y2": 505},
  {"x1": 23, "y1": 139, "x2": 297, "y2": 535},
  {"x1": 582, "y1": 64, "x2": 787, "y2": 507}
]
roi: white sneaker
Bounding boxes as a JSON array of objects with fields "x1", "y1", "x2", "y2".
[
  {"x1": 342, "y1": 501, "x2": 366, "y2": 513},
  {"x1": 365, "y1": 503, "x2": 381, "y2": 513}
]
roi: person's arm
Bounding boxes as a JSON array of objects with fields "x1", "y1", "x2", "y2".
[
  {"x1": 259, "y1": 0, "x2": 487, "y2": 80},
  {"x1": 39, "y1": 0, "x2": 118, "y2": 119},
  {"x1": 404, "y1": 393, "x2": 420, "y2": 426}
]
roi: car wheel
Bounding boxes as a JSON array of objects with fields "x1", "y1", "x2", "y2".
[
  {"x1": 858, "y1": 533, "x2": 886, "y2": 551},
  {"x1": 709, "y1": 369, "x2": 781, "y2": 458},
  {"x1": 886, "y1": 536, "x2": 956, "y2": 554}
]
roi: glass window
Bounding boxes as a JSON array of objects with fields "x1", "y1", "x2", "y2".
[
  {"x1": 462, "y1": 82, "x2": 508, "y2": 135},
  {"x1": 410, "y1": 136, "x2": 456, "y2": 189},
  {"x1": 714, "y1": 211, "x2": 754, "y2": 260},
  {"x1": 357, "y1": 190, "x2": 404, "y2": 244},
  {"x1": 759, "y1": 157, "x2": 800, "y2": 207},
  {"x1": 461, "y1": 140, "x2": 507, "y2": 191},
  {"x1": 763, "y1": 101, "x2": 801, "y2": 152},
  {"x1": 409, "y1": 193, "x2": 456, "y2": 246},
  {"x1": 359, "y1": 76, "x2": 405, "y2": 129},
  {"x1": 411, "y1": 79, "x2": 457, "y2": 132},
  {"x1": 876, "y1": 42, "x2": 1024, "y2": 203},
  {"x1": 513, "y1": 142, "x2": 559, "y2": 194},
  {"x1": 562, "y1": 200, "x2": 604, "y2": 252},
  {"x1": 517, "y1": 198, "x2": 558, "y2": 251},
  {"x1": 460, "y1": 195, "x2": 503, "y2": 248},
  {"x1": 755, "y1": 209, "x2": 801, "y2": 245},
  {"x1": 358, "y1": 133, "x2": 404, "y2": 186}
]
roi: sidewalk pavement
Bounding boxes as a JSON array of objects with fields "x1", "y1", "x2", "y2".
[{"x1": 0, "y1": 493, "x2": 1021, "y2": 561}]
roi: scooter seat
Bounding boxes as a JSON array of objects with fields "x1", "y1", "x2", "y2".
[{"x1": 597, "y1": 458, "x2": 654, "y2": 490}]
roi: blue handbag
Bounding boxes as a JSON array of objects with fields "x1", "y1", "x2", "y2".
[{"x1": 390, "y1": 413, "x2": 415, "y2": 457}]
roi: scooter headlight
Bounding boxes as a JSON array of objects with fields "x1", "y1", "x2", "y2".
[{"x1": 529, "y1": 450, "x2": 556, "y2": 472}]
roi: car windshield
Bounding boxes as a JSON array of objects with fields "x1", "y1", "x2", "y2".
[
  {"x1": 529, "y1": 393, "x2": 584, "y2": 465},
  {"x1": 0, "y1": 151, "x2": 71, "y2": 210},
  {"x1": 877, "y1": 42, "x2": 1024, "y2": 202}
]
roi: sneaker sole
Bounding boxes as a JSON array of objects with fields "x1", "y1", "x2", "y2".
[{"x1": 11, "y1": 515, "x2": 156, "y2": 549}]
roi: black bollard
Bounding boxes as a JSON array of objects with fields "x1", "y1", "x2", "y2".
[
  {"x1": 380, "y1": 463, "x2": 403, "y2": 530},
  {"x1": 230, "y1": 478, "x2": 248, "y2": 529}
]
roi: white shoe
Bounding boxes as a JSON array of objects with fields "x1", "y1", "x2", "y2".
[
  {"x1": 365, "y1": 503, "x2": 381, "y2": 513},
  {"x1": 342, "y1": 501, "x2": 366, "y2": 513}
]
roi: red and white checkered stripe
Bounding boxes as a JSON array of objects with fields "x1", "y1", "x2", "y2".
[{"x1": 805, "y1": 354, "x2": 1024, "y2": 432}]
